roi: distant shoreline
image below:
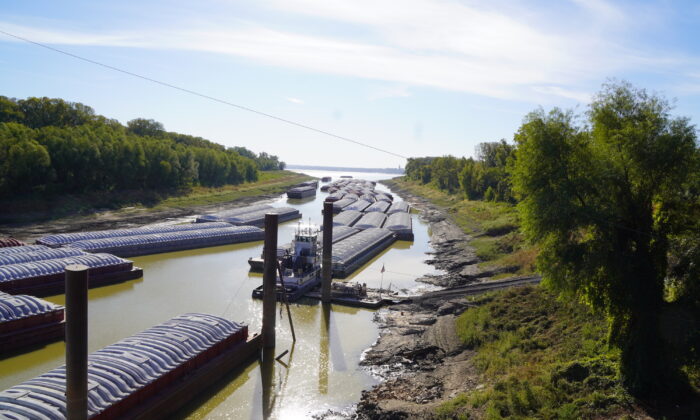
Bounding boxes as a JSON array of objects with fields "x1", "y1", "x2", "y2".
[{"x1": 287, "y1": 164, "x2": 405, "y2": 174}]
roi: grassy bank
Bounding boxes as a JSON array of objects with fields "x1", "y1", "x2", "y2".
[
  {"x1": 383, "y1": 177, "x2": 536, "y2": 276},
  {"x1": 0, "y1": 170, "x2": 312, "y2": 224},
  {"x1": 437, "y1": 286, "x2": 636, "y2": 419}
]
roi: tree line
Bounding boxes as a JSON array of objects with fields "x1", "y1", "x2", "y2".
[
  {"x1": 0, "y1": 96, "x2": 285, "y2": 197},
  {"x1": 407, "y1": 81, "x2": 699, "y2": 400},
  {"x1": 404, "y1": 139, "x2": 515, "y2": 202}
]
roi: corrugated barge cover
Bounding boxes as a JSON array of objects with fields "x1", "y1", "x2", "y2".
[
  {"x1": 343, "y1": 199, "x2": 372, "y2": 212},
  {"x1": 365, "y1": 201, "x2": 390, "y2": 213},
  {"x1": 324, "y1": 192, "x2": 345, "y2": 202},
  {"x1": 385, "y1": 212, "x2": 413, "y2": 240},
  {"x1": 67, "y1": 226, "x2": 265, "y2": 257},
  {"x1": 354, "y1": 212, "x2": 387, "y2": 230},
  {"x1": 331, "y1": 228, "x2": 396, "y2": 278},
  {"x1": 318, "y1": 226, "x2": 360, "y2": 244},
  {"x1": 0, "y1": 248, "x2": 86, "y2": 266},
  {"x1": 0, "y1": 313, "x2": 247, "y2": 419},
  {"x1": 0, "y1": 291, "x2": 63, "y2": 330},
  {"x1": 387, "y1": 201, "x2": 410, "y2": 215},
  {"x1": 0, "y1": 245, "x2": 50, "y2": 255},
  {"x1": 332, "y1": 210, "x2": 363, "y2": 227},
  {"x1": 0, "y1": 238, "x2": 25, "y2": 248},
  {"x1": 0, "y1": 253, "x2": 132, "y2": 283},
  {"x1": 332, "y1": 198, "x2": 357, "y2": 213},
  {"x1": 37, "y1": 222, "x2": 233, "y2": 247},
  {"x1": 223, "y1": 207, "x2": 301, "y2": 227},
  {"x1": 359, "y1": 194, "x2": 376, "y2": 203}
]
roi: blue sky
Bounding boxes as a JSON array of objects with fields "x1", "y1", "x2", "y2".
[{"x1": 1, "y1": 0, "x2": 699, "y2": 167}]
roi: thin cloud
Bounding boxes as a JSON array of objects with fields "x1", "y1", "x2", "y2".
[
  {"x1": 0, "y1": 0, "x2": 693, "y2": 103},
  {"x1": 285, "y1": 97, "x2": 304, "y2": 104}
]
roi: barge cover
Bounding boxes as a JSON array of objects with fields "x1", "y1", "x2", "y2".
[
  {"x1": 387, "y1": 201, "x2": 410, "y2": 215},
  {"x1": 384, "y1": 212, "x2": 414, "y2": 240},
  {"x1": 67, "y1": 226, "x2": 265, "y2": 257},
  {"x1": 331, "y1": 210, "x2": 363, "y2": 227},
  {"x1": 354, "y1": 212, "x2": 387, "y2": 230},
  {"x1": 37, "y1": 222, "x2": 234, "y2": 248},
  {"x1": 331, "y1": 228, "x2": 396, "y2": 278},
  {"x1": 0, "y1": 253, "x2": 142, "y2": 296},
  {"x1": 0, "y1": 292, "x2": 64, "y2": 354},
  {"x1": 0, "y1": 313, "x2": 257, "y2": 420}
]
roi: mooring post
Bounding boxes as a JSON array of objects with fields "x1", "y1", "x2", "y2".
[
  {"x1": 262, "y1": 213, "x2": 278, "y2": 349},
  {"x1": 321, "y1": 201, "x2": 333, "y2": 303},
  {"x1": 65, "y1": 264, "x2": 88, "y2": 420}
]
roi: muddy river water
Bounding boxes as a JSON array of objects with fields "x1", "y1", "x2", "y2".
[{"x1": 0, "y1": 170, "x2": 440, "y2": 419}]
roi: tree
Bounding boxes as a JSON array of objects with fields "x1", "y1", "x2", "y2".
[
  {"x1": 127, "y1": 118, "x2": 165, "y2": 137},
  {"x1": 510, "y1": 81, "x2": 699, "y2": 397}
]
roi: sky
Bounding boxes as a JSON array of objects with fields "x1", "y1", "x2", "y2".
[{"x1": 1, "y1": 0, "x2": 699, "y2": 168}]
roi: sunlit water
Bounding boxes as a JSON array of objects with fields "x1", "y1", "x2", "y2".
[{"x1": 0, "y1": 170, "x2": 440, "y2": 419}]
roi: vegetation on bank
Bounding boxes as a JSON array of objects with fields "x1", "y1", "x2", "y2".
[
  {"x1": 383, "y1": 177, "x2": 536, "y2": 276},
  {"x1": 0, "y1": 96, "x2": 285, "y2": 199},
  {"x1": 0, "y1": 170, "x2": 311, "y2": 223},
  {"x1": 391, "y1": 81, "x2": 699, "y2": 416},
  {"x1": 439, "y1": 286, "x2": 636, "y2": 419}
]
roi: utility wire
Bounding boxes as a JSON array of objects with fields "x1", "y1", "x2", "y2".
[{"x1": 0, "y1": 28, "x2": 408, "y2": 160}]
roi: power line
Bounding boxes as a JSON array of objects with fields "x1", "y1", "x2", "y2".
[{"x1": 0, "y1": 28, "x2": 409, "y2": 160}]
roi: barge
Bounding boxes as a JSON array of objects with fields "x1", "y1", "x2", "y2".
[
  {"x1": 0, "y1": 292, "x2": 64, "y2": 354},
  {"x1": 331, "y1": 228, "x2": 396, "y2": 278},
  {"x1": 0, "y1": 313, "x2": 261, "y2": 420},
  {"x1": 321, "y1": 176, "x2": 331, "y2": 182},
  {"x1": 354, "y1": 212, "x2": 387, "y2": 230},
  {"x1": 0, "y1": 238, "x2": 24, "y2": 248},
  {"x1": 332, "y1": 210, "x2": 363, "y2": 227},
  {"x1": 286, "y1": 185, "x2": 317, "y2": 199},
  {"x1": 0, "y1": 253, "x2": 143, "y2": 296},
  {"x1": 211, "y1": 207, "x2": 301, "y2": 227},
  {"x1": 331, "y1": 198, "x2": 357, "y2": 214},
  {"x1": 387, "y1": 201, "x2": 410, "y2": 215},
  {"x1": 37, "y1": 222, "x2": 235, "y2": 248},
  {"x1": 252, "y1": 224, "x2": 321, "y2": 302},
  {"x1": 384, "y1": 212, "x2": 414, "y2": 240},
  {"x1": 343, "y1": 199, "x2": 372, "y2": 212},
  {"x1": 195, "y1": 204, "x2": 273, "y2": 223},
  {"x1": 364, "y1": 200, "x2": 390, "y2": 213},
  {"x1": 67, "y1": 226, "x2": 265, "y2": 257}
]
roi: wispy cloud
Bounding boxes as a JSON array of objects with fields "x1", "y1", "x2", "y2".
[
  {"x1": 285, "y1": 97, "x2": 304, "y2": 104},
  {"x1": 0, "y1": 0, "x2": 694, "y2": 103}
]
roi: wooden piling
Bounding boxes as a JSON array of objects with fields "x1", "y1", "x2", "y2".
[
  {"x1": 322, "y1": 202, "x2": 333, "y2": 303},
  {"x1": 65, "y1": 264, "x2": 89, "y2": 420},
  {"x1": 262, "y1": 213, "x2": 278, "y2": 349}
]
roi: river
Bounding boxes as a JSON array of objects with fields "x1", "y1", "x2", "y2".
[{"x1": 0, "y1": 169, "x2": 440, "y2": 419}]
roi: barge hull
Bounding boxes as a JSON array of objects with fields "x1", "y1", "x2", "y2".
[{"x1": 1, "y1": 267, "x2": 143, "y2": 297}]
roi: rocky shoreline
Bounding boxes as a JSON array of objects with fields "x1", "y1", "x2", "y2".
[{"x1": 351, "y1": 181, "x2": 495, "y2": 419}]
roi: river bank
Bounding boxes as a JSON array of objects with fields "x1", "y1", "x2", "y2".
[
  {"x1": 0, "y1": 171, "x2": 312, "y2": 243},
  {"x1": 351, "y1": 179, "x2": 537, "y2": 419}
]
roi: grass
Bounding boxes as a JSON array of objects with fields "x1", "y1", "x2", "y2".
[
  {"x1": 0, "y1": 170, "x2": 312, "y2": 223},
  {"x1": 438, "y1": 286, "x2": 635, "y2": 419},
  {"x1": 383, "y1": 177, "x2": 536, "y2": 275}
]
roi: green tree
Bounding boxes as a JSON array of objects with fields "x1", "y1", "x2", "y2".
[{"x1": 510, "y1": 81, "x2": 699, "y2": 397}]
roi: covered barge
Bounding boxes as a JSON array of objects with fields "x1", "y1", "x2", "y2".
[
  {"x1": 354, "y1": 212, "x2": 387, "y2": 230},
  {"x1": 387, "y1": 201, "x2": 410, "y2": 215},
  {"x1": 37, "y1": 222, "x2": 235, "y2": 248},
  {"x1": 331, "y1": 228, "x2": 396, "y2": 278},
  {"x1": 384, "y1": 212, "x2": 414, "y2": 240},
  {"x1": 332, "y1": 210, "x2": 363, "y2": 227},
  {"x1": 67, "y1": 226, "x2": 264, "y2": 257},
  {"x1": 286, "y1": 185, "x2": 316, "y2": 199},
  {"x1": 195, "y1": 205, "x2": 273, "y2": 223},
  {"x1": 203, "y1": 207, "x2": 301, "y2": 227},
  {"x1": 0, "y1": 292, "x2": 64, "y2": 354},
  {"x1": 0, "y1": 253, "x2": 142, "y2": 296},
  {"x1": 0, "y1": 313, "x2": 260, "y2": 419}
]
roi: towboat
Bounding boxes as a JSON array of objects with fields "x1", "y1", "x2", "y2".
[{"x1": 252, "y1": 224, "x2": 321, "y2": 302}]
